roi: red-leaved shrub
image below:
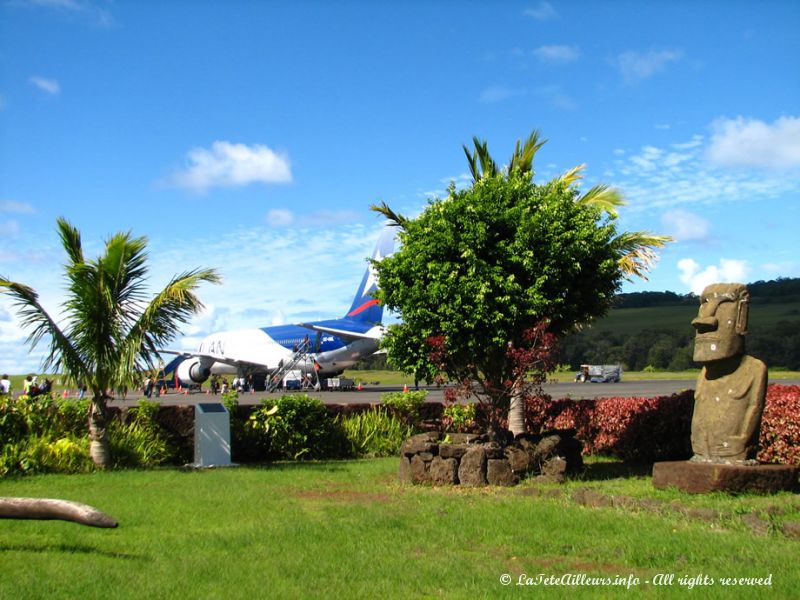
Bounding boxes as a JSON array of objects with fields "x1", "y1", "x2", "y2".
[
  {"x1": 589, "y1": 392, "x2": 694, "y2": 463},
  {"x1": 524, "y1": 385, "x2": 799, "y2": 465},
  {"x1": 759, "y1": 385, "x2": 800, "y2": 465}
]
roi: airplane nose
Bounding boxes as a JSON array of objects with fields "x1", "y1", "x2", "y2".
[{"x1": 692, "y1": 316, "x2": 718, "y2": 333}]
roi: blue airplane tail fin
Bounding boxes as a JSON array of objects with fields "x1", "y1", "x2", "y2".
[{"x1": 344, "y1": 225, "x2": 396, "y2": 324}]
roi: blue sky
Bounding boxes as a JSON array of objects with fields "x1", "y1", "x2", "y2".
[{"x1": 1, "y1": 0, "x2": 799, "y2": 374}]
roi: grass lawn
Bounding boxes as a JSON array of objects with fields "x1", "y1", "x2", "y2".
[{"x1": 1, "y1": 459, "x2": 798, "y2": 599}]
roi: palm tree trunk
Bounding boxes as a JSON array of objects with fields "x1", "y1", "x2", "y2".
[
  {"x1": 88, "y1": 397, "x2": 111, "y2": 468},
  {"x1": 508, "y1": 377, "x2": 526, "y2": 438},
  {"x1": 0, "y1": 497, "x2": 117, "y2": 528}
]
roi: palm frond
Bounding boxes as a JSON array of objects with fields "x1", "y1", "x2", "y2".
[
  {"x1": 56, "y1": 217, "x2": 84, "y2": 266},
  {"x1": 576, "y1": 184, "x2": 624, "y2": 216},
  {"x1": 463, "y1": 145, "x2": 480, "y2": 183},
  {"x1": 472, "y1": 137, "x2": 498, "y2": 180},
  {"x1": 369, "y1": 201, "x2": 408, "y2": 228},
  {"x1": 612, "y1": 231, "x2": 673, "y2": 281},
  {"x1": 555, "y1": 163, "x2": 586, "y2": 187},
  {"x1": 121, "y1": 268, "x2": 222, "y2": 381},
  {"x1": 508, "y1": 129, "x2": 546, "y2": 178},
  {"x1": 0, "y1": 277, "x2": 88, "y2": 379}
]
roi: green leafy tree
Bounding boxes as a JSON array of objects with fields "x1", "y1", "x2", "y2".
[
  {"x1": 0, "y1": 218, "x2": 220, "y2": 468},
  {"x1": 372, "y1": 131, "x2": 669, "y2": 436}
]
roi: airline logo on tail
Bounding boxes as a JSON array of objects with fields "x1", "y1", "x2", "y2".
[{"x1": 345, "y1": 226, "x2": 396, "y2": 323}]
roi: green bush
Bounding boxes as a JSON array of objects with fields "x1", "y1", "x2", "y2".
[
  {"x1": 0, "y1": 435, "x2": 92, "y2": 477},
  {"x1": 55, "y1": 398, "x2": 90, "y2": 436},
  {"x1": 0, "y1": 395, "x2": 27, "y2": 446},
  {"x1": 1, "y1": 396, "x2": 175, "y2": 476},
  {"x1": 109, "y1": 420, "x2": 171, "y2": 468},
  {"x1": 338, "y1": 407, "x2": 413, "y2": 457},
  {"x1": 223, "y1": 392, "x2": 269, "y2": 462},
  {"x1": 221, "y1": 389, "x2": 240, "y2": 409},
  {"x1": 380, "y1": 390, "x2": 427, "y2": 427},
  {"x1": 442, "y1": 403, "x2": 477, "y2": 433},
  {"x1": 249, "y1": 394, "x2": 348, "y2": 460}
]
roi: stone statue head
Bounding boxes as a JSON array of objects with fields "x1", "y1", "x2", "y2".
[{"x1": 692, "y1": 283, "x2": 749, "y2": 363}]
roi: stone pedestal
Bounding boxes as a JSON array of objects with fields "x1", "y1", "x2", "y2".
[
  {"x1": 400, "y1": 430, "x2": 582, "y2": 486},
  {"x1": 652, "y1": 461, "x2": 799, "y2": 494}
]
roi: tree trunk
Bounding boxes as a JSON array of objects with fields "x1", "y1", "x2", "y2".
[
  {"x1": 88, "y1": 397, "x2": 111, "y2": 469},
  {"x1": 508, "y1": 378, "x2": 526, "y2": 438},
  {"x1": 0, "y1": 497, "x2": 117, "y2": 528}
]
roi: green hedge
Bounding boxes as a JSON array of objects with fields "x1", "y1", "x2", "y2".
[{"x1": 0, "y1": 395, "x2": 176, "y2": 476}]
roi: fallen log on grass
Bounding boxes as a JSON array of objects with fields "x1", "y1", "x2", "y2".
[{"x1": 0, "y1": 497, "x2": 118, "y2": 528}]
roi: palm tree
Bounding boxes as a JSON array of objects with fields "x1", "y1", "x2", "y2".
[
  {"x1": 374, "y1": 131, "x2": 671, "y2": 437},
  {"x1": 0, "y1": 218, "x2": 220, "y2": 468}
]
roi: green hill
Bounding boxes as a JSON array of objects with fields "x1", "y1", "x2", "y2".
[{"x1": 560, "y1": 278, "x2": 800, "y2": 371}]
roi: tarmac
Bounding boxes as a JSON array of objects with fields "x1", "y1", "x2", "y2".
[{"x1": 104, "y1": 378, "x2": 799, "y2": 408}]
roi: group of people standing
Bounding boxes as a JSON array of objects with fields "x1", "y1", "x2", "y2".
[
  {"x1": 0, "y1": 375, "x2": 55, "y2": 397},
  {"x1": 208, "y1": 374, "x2": 254, "y2": 394}
]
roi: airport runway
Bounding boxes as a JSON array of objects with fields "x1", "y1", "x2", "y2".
[{"x1": 110, "y1": 378, "x2": 800, "y2": 408}]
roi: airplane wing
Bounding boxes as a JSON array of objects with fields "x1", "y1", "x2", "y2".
[
  {"x1": 158, "y1": 349, "x2": 271, "y2": 370},
  {"x1": 297, "y1": 323, "x2": 383, "y2": 342}
]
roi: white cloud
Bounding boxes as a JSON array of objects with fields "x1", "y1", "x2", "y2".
[
  {"x1": 0, "y1": 220, "x2": 20, "y2": 237},
  {"x1": 29, "y1": 76, "x2": 60, "y2": 95},
  {"x1": 535, "y1": 85, "x2": 576, "y2": 111},
  {"x1": 524, "y1": 1, "x2": 557, "y2": 20},
  {"x1": 168, "y1": 141, "x2": 292, "y2": 193},
  {"x1": 440, "y1": 173, "x2": 473, "y2": 187},
  {"x1": 307, "y1": 209, "x2": 364, "y2": 225},
  {"x1": 610, "y1": 131, "x2": 800, "y2": 213},
  {"x1": 266, "y1": 208, "x2": 366, "y2": 228},
  {"x1": 678, "y1": 258, "x2": 749, "y2": 295},
  {"x1": 146, "y1": 223, "x2": 386, "y2": 342},
  {"x1": 706, "y1": 116, "x2": 800, "y2": 170},
  {"x1": 478, "y1": 85, "x2": 525, "y2": 104},
  {"x1": 266, "y1": 208, "x2": 294, "y2": 227},
  {"x1": 660, "y1": 209, "x2": 710, "y2": 242},
  {"x1": 672, "y1": 135, "x2": 703, "y2": 150},
  {"x1": 0, "y1": 200, "x2": 36, "y2": 214},
  {"x1": 761, "y1": 261, "x2": 797, "y2": 275},
  {"x1": 534, "y1": 45, "x2": 580, "y2": 63},
  {"x1": 18, "y1": 0, "x2": 114, "y2": 27},
  {"x1": 615, "y1": 49, "x2": 683, "y2": 83}
]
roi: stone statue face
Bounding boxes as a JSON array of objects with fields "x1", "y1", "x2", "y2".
[{"x1": 692, "y1": 283, "x2": 748, "y2": 363}]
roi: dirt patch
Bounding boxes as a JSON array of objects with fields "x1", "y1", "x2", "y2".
[{"x1": 287, "y1": 485, "x2": 394, "y2": 505}]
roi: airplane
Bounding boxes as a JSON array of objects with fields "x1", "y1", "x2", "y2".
[{"x1": 161, "y1": 225, "x2": 396, "y2": 390}]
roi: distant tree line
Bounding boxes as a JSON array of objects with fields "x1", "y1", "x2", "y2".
[
  {"x1": 559, "y1": 327, "x2": 695, "y2": 372},
  {"x1": 614, "y1": 277, "x2": 800, "y2": 309},
  {"x1": 559, "y1": 321, "x2": 800, "y2": 371},
  {"x1": 561, "y1": 277, "x2": 800, "y2": 371},
  {"x1": 357, "y1": 278, "x2": 800, "y2": 372}
]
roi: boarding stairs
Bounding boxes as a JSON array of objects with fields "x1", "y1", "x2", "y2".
[{"x1": 267, "y1": 338, "x2": 315, "y2": 392}]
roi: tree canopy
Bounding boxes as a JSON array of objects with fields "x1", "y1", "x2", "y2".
[{"x1": 372, "y1": 131, "x2": 669, "y2": 434}]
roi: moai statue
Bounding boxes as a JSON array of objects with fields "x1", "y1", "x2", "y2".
[{"x1": 690, "y1": 283, "x2": 767, "y2": 463}]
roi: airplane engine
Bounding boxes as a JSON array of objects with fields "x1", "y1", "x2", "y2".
[{"x1": 176, "y1": 357, "x2": 211, "y2": 386}]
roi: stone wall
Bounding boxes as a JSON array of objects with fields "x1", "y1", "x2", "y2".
[{"x1": 399, "y1": 431, "x2": 583, "y2": 486}]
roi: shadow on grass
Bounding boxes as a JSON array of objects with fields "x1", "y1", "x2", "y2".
[
  {"x1": 179, "y1": 459, "x2": 359, "y2": 474},
  {"x1": 0, "y1": 542, "x2": 146, "y2": 560},
  {"x1": 576, "y1": 460, "x2": 653, "y2": 481}
]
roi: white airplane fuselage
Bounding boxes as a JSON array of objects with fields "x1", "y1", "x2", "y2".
[{"x1": 165, "y1": 225, "x2": 396, "y2": 388}]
